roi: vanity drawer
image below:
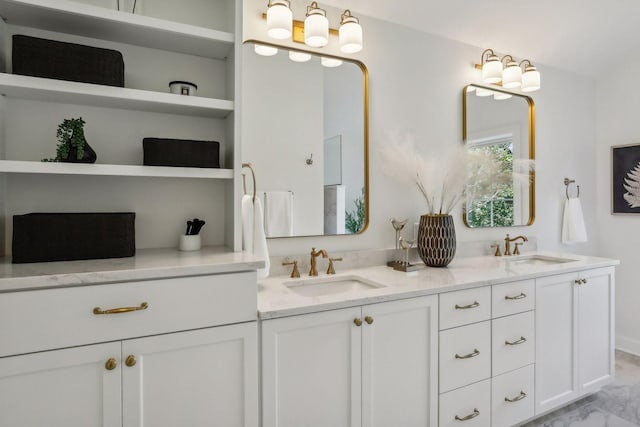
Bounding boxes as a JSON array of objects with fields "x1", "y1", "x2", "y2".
[
  {"x1": 439, "y1": 321, "x2": 491, "y2": 393},
  {"x1": 0, "y1": 272, "x2": 257, "y2": 357},
  {"x1": 492, "y1": 311, "x2": 535, "y2": 376},
  {"x1": 492, "y1": 279, "x2": 535, "y2": 318},
  {"x1": 439, "y1": 286, "x2": 491, "y2": 330},
  {"x1": 492, "y1": 364, "x2": 535, "y2": 427},
  {"x1": 439, "y1": 379, "x2": 491, "y2": 427}
]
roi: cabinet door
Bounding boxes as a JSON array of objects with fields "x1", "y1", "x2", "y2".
[
  {"x1": 261, "y1": 307, "x2": 362, "y2": 427},
  {"x1": 122, "y1": 322, "x2": 258, "y2": 427},
  {"x1": 535, "y1": 272, "x2": 579, "y2": 414},
  {"x1": 0, "y1": 342, "x2": 121, "y2": 427},
  {"x1": 577, "y1": 268, "x2": 614, "y2": 393},
  {"x1": 361, "y1": 295, "x2": 438, "y2": 427}
]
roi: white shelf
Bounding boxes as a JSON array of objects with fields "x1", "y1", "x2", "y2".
[
  {"x1": 0, "y1": 0, "x2": 234, "y2": 59},
  {"x1": 0, "y1": 73, "x2": 234, "y2": 117},
  {"x1": 0, "y1": 160, "x2": 234, "y2": 179}
]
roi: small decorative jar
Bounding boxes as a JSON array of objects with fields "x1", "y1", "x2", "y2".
[{"x1": 417, "y1": 214, "x2": 456, "y2": 267}]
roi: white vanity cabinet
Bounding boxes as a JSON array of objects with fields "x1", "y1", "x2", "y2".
[
  {"x1": 261, "y1": 295, "x2": 439, "y2": 427},
  {"x1": 535, "y1": 266, "x2": 614, "y2": 415},
  {"x1": 0, "y1": 272, "x2": 259, "y2": 427}
]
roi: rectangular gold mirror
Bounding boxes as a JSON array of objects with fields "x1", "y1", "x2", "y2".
[
  {"x1": 241, "y1": 41, "x2": 369, "y2": 238},
  {"x1": 462, "y1": 84, "x2": 535, "y2": 228}
]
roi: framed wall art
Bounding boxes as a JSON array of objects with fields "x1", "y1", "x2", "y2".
[{"x1": 612, "y1": 143, "x2": 640, "y2": 214}]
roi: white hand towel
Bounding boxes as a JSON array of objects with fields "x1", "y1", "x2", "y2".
[
  {"x1": 252, "y1": 196, "x2": 270, "y2": 279},
  {"x1": 241, "y1": 195, "x2": 254, "y2": 253},
  {"x1": 264, "y1": 191, "x2": 293, "y2": 237},
  {"x1": 242, "y1": 194, "x2": 270, "y2": 278},
  {"x1": 562, "y1": 197, "x2": 588, "y2": 244}
]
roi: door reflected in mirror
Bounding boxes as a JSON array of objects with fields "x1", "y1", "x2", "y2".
[
  {"x1": 242, "y1": 42, "x2": 369, "y2": 238},
  {"x1": 463, "y1": 85, "x2": 535, "y2": 228}
]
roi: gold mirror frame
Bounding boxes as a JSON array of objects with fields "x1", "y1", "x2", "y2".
[
  {"x1": 462, "y1": 84, "x2": 536, "y2": 228},
  {"x1": 242, "y1": 40, "x2": 369, "y2": 237}
]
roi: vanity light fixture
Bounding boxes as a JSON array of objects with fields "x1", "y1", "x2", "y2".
[
  {"x1": 339, "y1": 10, "x2": 363, "y2": 53},
  {"x1": 262, "y1": 2, "x2": 364, "y2": 52},
  {"x1": 304, "y1": 1, "x2": 329, "y2": 47},
  {"x1": 476, "y1": 49, "x2": 541, "y2": 92},
  {"x1": 254, "y1": 43, "x2": 278, "y2": 56},
  {"x1": 289, "y1": 50, "x2": 312, "y2": 62},
  {"x1": 267, "y1": 0, "x2": 293, "y2": 39},
  {"x1": 321, "y1": 56, "x2": 342, "y2": 67},
  {"x1": 520, "y1": 60, "x2": 541, "y2": 92},
  {"x1": 480, "y1": 49, "x2": 503, "y2": 84}
]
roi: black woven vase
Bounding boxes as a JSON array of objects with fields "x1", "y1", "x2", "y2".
[{"x1": 417, "y1": 214, "x2": 456, "y2": 267}]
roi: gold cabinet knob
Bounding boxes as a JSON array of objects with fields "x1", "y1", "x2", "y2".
[
  {"x1": 125, "y1": 355, "x2": 137, "y2": 367},
  {"x1": 105, "y1": 358, "x2": 117, "y2": 371},
  {"x1": 354, "y1": 318, "x2": 363, "y2": 327},
  {"x1": 364, "y1": 316, "x2": 374, "y2": 325}
]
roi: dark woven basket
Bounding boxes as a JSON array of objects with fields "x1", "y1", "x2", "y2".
[
  {"x1": 12, "y1": 213, "x2": 135, "y2": 263},
  {"x1": 143, "y1": 138, "x2": 220, "y2": 168},
  {"x1": 12, "y1": 35, "x2": 124, "y2": 87}
]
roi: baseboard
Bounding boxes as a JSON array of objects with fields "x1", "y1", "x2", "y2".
[{"x1": 616, "y1": 335, "x2": 640, "y2": 357}]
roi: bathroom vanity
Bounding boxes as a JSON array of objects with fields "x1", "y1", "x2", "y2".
[
  {"x1": 0, "y1": 247, "x2": 263, "y2": 427},
  {"x1": 258, "y1": 253, "x2": 617, "y2": 427}
]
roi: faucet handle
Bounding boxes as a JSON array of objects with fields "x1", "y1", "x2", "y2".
[
  {"x1": 282, "y1": 260, "x2": 300, "y2": 278},
  {"x1": 327, "y1": 257, "x2": 343, "y2": 275},
  {"x1": 514, "y1": 242, "x2": 523, "y2": 255},
  {"x1": 490, "y1": 244, "x2": 502, "y2": 257}
]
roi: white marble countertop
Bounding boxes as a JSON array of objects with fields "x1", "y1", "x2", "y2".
[
  {"x1": 0, "y1": 246, "x2": 265, "y2": 293},
  {"x1": 258, "y1": 252, "x2": 619, "y2": 319}
]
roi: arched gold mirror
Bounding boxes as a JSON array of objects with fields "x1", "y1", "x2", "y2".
[
  {"x1": 462, "y1": 84, "x2": 535, "y2": 228},
  {"x1": 241, "y1": 41, "x2": 369, "y2": 238}
]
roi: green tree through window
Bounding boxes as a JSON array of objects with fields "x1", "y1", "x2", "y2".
[{"x1": 467, "y1": 143, "x2": 514, "y2": 227}]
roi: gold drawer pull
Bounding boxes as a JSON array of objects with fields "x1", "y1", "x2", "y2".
[
  {"x1": 354, "y1": 318, "x2": 363, "y2": 327},
  {"x1": 455, "y1": 349, "x2": 480, "y2": 359},
  {"x1": 105, "y1": 358, "x2": 117, "y2": 371},
  {"x1": 505, "y1": 292, "x2": 526, "y2": 300},
  {"x1": 455, "y1": 301, "x2": 479, "y2": 310},
  {"x1": 454, "y1": 408, "x2": 480, "y2": 421},
  {"x1": 505, "y1": 336, "x2": 527, "y2": 346},
  {"x1": 93, "y1": 302, "x2": 149, "y2": 315},
  {"x1": 505, "y1": 391, "x2": 527, "y2": 403},
  {"x1": 364, "y1": 316, "x2": 374, "y2": 325}
]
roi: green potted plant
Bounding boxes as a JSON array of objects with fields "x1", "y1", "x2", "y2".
[{"x1": 43, "y1": 117, "x2": 97, "y2": 163}]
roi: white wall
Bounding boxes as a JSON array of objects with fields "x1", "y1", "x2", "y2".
[
  {"x1": 243, "y1": 1, "x2": 599, "y2": 258},
  {"x1": 595, "y1": 55, "x2": 640, "y2": 355}
]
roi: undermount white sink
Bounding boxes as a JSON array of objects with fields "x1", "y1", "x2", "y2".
[
  {"x1": 505, "y1": 255, "x2": 577, "y2": 266},
  {"x1": 285, "y1": 275, "x2": 386, "y2": 297}
]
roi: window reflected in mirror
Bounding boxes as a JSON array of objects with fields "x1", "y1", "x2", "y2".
[{"x1": 463, "y1": 85, "x2": 535, "y2": 228}]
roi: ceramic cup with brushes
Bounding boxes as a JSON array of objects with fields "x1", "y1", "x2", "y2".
[{"x1": 179, "y1": 218, "x2": 206, "y2": 251}]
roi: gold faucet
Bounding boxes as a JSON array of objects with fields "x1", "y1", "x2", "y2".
[
  {"x1": 309, "y1": 247, "x2": 328, "y2": 276},
  {"x1": 504, "y1": 234, "x2": 528, "y2": 256}
]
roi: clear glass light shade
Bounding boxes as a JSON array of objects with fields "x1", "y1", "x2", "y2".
[
  {"x1": 494, "y1": 91, "x2": 512, "y2": 100},
  {"x1": 521, "y1": 68, "x2": 541, "y2": 92},
  {"x1": 502, "y1": 64, "x2": 522, "y2": 88},
  {"x1": 321, "y1": 57, "x2": 343, "y2": 67},
  {"x1": 254, "y1": 44, "x2": 278, "y2": 56},
  {"x1": 304, "y1": 13, "x2": 329, "y2": 47},
  {"x1": 289, "y1": 51, "x2": 312, "y2": 62},
  {"x1": 476, "y1": 87, "x2": 493, "y2": 97},
  {"x1": 339, "y1": 21, "x2": 363, "y2": 53},
  {"x1": 267, "y1": 2, "x2": 292, "y2": 40},
  {"x1": 482, "y1": 58, "x2": 503, "y2": 84}
]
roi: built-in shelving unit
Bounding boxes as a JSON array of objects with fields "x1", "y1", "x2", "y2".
[
  {"x1": 0, "y1": 160, "x2": 234, "y2": 179},
  {"x1": 0, "y1": 0, "x2": 234, "y2": 59},
  {"x1": 0, "y1": 73, "x2": 234, "y2": 118},
  {"x1": 0, "y1": 0, "x2": 242, "y2": 253}
]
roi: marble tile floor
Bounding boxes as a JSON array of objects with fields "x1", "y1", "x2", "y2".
[{"x1": 522, "y1": 351, "x2": 640, "y2": 427}]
